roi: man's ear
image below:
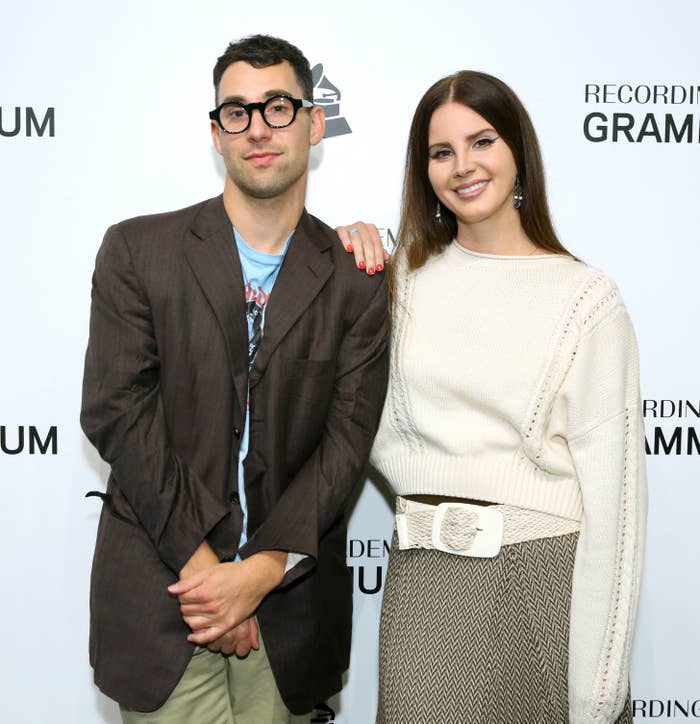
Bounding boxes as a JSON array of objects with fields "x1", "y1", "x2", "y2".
[
  {"x1": 211, "y1": 121, "x2": 223, "y2": 155},
  {"x1": 309, "y1": 105, "x2": 325, "y2": 146}
]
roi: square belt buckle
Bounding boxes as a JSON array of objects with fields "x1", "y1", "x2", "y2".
[{"x1": 431, "y1": 503, "x2": 504, "y2": 558}]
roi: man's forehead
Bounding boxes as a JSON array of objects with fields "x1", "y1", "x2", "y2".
[{"x1": 218, "y1": 60, "x2": 303, "y2": 102}]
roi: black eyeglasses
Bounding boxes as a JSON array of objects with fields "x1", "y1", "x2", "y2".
[{"x1": 209, "y1": 95, "x2": 314, "y2": 134}]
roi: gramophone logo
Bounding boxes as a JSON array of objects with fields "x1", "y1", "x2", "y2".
[{"x1": 312, "y1": 64, "x2": 351, "y2": 139}]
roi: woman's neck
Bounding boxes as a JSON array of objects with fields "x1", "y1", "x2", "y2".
[{"x1": 455, "y1": 206, "x2": 542, "y2": 256}]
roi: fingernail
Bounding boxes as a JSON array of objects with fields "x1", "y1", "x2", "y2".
[
  {"x1": 376, "y1": 264, "x2": 383, "y2": 272},
  {"x1": 346, "y1": 244, "x2": 354, "y2": 253},
  {"x1": 368, "y1": 267, "x2": 375, "y2": 275},
  {"x1": 358, "y1": 261, "x2": 366, "y2": 270}
]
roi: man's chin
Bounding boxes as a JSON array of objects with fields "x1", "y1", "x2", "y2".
[
  {"x1": 228, "y1": 167, "x2": 305, "y2": 201},
  {"x1": 237, "y1": 183, "x2": 289, "y2": 200}
]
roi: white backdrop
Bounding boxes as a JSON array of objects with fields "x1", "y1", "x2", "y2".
[{"x1": 1, "y1": 1, "x2": 698, "y2": 721}]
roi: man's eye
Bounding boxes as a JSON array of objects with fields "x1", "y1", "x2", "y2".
[
  {"x1": 268, "y1": 98, "x2": 292, "y2": 114},
  {"x1": 223, "y1": 106, "x2": 245, "y2": 119}
]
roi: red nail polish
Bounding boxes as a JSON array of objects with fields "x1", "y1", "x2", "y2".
[
  {"x1": 368, "y1": 267, "x2": 375, "y2": 275},
  {"x1": 346, "y1": 244, "x2": 354, "y2": 253},
  {"x1": 376, "y1": 264, "x2": 383, "y2": 272},
  {"x1": 359, "y1": 260, "x2": 366, "y2": 270}
]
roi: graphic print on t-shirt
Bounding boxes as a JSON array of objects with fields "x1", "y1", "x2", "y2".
[
  {"x1": 235, "y1": 228, "x2": 290, "y2": 370},
  {"x1": 245, "y1": 281, "x2": 270, "y2": 368}
]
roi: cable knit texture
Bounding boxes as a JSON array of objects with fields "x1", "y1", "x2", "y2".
[{"x1": 371, "y1": 241, "x2": 647, "y2": 724}]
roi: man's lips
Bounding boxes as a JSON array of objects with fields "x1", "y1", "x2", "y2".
[{"x1": 245, "y1": 151, "x2": 281, "y2": 166}]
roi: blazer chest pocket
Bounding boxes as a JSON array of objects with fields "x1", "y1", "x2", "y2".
[{"x1": 285, "y1": 358, "x2": 335, "y2": 403}]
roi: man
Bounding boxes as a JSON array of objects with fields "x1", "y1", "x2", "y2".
[{"x1": 81, "y1": 34, "x2": 388, "y2": 723}]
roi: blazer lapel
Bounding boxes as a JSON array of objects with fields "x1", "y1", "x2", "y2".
[
  {"x1": 184, "y1": 196, "x2": 249, "y2": 416},
  {"x1": 249, "y1": 210, "x2": 334, "y2": 388}
]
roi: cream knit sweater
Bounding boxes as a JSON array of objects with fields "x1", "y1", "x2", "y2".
[{"x1": 371, "y1": 240, "x2": 647, "y2": 724}]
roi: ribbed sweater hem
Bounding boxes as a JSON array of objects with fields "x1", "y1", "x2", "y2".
[{"x1": 373, "y1": 453, "x2": 583, "y2": 521}]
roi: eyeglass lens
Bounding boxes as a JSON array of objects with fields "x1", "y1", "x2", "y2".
[{"x1": 220, "y1": 97, "x2": 297, "y2": 132}]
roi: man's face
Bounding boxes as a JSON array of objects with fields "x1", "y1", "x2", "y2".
[{"x1": 211, "y1": 61, "x2": 324, "y2": 200}]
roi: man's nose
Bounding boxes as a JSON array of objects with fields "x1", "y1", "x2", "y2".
[{"x1": 247, "y1": 107, "x2": 272, "y2": 141}]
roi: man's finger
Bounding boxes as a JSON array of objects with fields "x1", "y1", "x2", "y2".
[
  {"x1": 235, "y1": 640, "x2": 253, "y2": 658},
  {"x1": 184, "y1": 615, "x2": 216, "y2": 631},
  {"x1": 188, "y1": 626, "x2": 224, "y2": 645},
  {"x1": 168, "y1": 570, "x2": 207, "y2": 595},
  {"x1": 249, "y1": 618, "x2": 260, "y2": 650},
  {"x1": 180, "y1": 600, "x2": 218, "y2": 616},
  {"x1": 176, "y1": 590, "x2": 210, "y2": 606},
  {"x1": 181, "y1": 607, "x2": 215, "y2": 622}
]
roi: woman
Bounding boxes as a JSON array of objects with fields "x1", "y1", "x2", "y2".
[{"x1": 337, "y1": 71, "x2": 645, "y2": 724}]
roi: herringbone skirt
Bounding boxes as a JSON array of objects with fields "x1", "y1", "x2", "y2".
[{"x1": 376, "y1": 532, "x2": 633, "y2": 724}]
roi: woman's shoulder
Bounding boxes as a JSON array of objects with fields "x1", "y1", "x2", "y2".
[{"x1": 558, "y1": 261, "x2": 628, "y2": 335}]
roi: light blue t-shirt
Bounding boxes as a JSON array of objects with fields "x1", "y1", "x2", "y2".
[{"x1": 233, "y1": 227, "x2": 292, "y2": 551}]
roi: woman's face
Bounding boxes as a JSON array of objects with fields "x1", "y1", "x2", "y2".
[{"x1": 427, "y1": 102, "x2": 519, "y2": 230}]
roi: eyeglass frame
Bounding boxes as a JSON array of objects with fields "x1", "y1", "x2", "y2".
[{"x1": 209, "y1": 95, "x2": 315, "y2": 134}]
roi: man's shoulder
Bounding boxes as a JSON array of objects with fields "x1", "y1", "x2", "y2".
[{"x1": 109, "y1": 196, "x2": 218, "y2": 242}]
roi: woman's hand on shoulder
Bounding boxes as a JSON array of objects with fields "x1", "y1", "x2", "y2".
[{"x1": 335, "y1": 221, "x2": 392, "y2": 276}]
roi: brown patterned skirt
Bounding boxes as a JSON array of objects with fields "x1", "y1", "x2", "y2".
[{"x1": 377, "y1": 532, "x2": 633, "y2": 724}]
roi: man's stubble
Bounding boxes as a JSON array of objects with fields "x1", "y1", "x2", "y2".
[{"x1": 223, "y1": 148, "x2": 309, "y2": 201}]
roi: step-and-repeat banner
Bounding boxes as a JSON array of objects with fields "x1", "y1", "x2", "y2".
[{"x1": 1, "y1": 1, "x2": 698, "y2": 721}]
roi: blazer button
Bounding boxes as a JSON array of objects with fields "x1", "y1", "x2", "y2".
[
  {"x1": 233, "y1": 427, "x2": 241, "y2": 439},
  {"x1": 229, "y1": 492, "x2": 240, "y2": 505}
]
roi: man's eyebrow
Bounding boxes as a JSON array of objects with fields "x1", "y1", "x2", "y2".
[
  {"x1": 263, "y1": 89, "x2": 298, "y2": 99},
  {"x1": 219, "y1": 89, "x2": 299, "y2": 105},
  {"x1": 219, "y1": 94, "x2": 245, "y2": 105}
]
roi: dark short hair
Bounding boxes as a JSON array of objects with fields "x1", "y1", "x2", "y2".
[
  {"x1": 213, "y1": 34, "x2": 313, "y2": 103},
  {"x1": 397, "y1": 70, "x2": 573, "y2": 273}
]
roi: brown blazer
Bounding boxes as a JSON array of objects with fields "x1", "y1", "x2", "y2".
[{"x1": 80, "y1": 195, "x2": 389, "y2": 713}]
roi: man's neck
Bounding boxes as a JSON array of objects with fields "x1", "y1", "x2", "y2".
[{"x1": 222, "y1": 179, "x2": 306, "y2": 255}]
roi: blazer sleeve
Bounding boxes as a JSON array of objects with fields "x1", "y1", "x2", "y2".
[
  {"x1": 558, "y1": 283, "x2": 647, "y2": 724},
  {"x1": 80, "y1": 225, "x2": 231, "y2": 574},
  {"x1": 238, "y1": 276, "x2": 390, "y2": 586}
]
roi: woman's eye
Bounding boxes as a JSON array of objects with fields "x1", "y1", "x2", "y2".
[
  {"x1": 429, "y1": 148, "x2": 452, "y2": 159},
  {"x1": 474, "y1": 137, "x2": 497, "y2": 149}
]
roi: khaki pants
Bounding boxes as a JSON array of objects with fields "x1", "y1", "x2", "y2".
[{"x1": 120, "y1": 631, "x2": 310, "y2": 724}]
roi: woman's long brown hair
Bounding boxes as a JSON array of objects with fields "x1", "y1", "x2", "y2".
[{"x1": 392, "y1": 71, "x2": 574, "y2": 293}]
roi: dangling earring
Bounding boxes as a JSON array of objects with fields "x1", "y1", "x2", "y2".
[
  {"x1": 435, "y1": 200, "x2": 442, "y2": 221},
  {"x1": 513, "y1": 177, "x2": 523, "y2": 210}
]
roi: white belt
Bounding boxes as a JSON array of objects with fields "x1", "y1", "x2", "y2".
[{"x1": 395, "y1": 496, "x2": 580, "y2": 558}]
